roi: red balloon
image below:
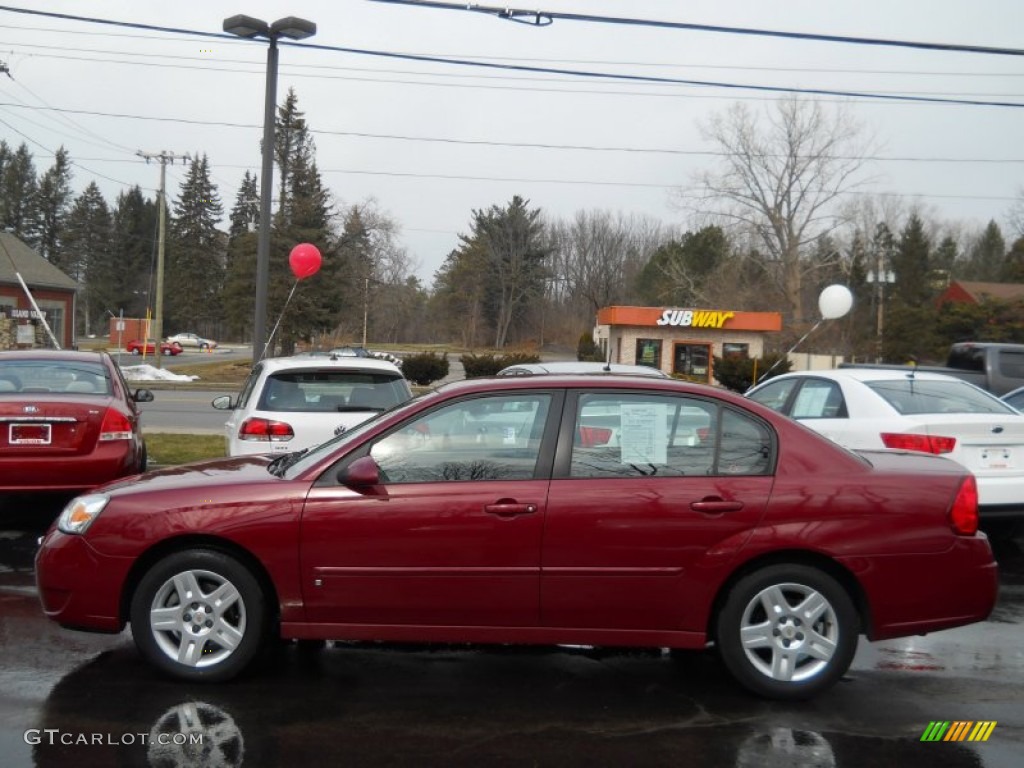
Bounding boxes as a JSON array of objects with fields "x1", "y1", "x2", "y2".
[{"x1": 289, "y1": 243, "x2": 322, "y2": 279}]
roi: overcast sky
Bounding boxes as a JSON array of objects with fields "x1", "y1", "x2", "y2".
[{"x1": 1, "y1": 1, "x2": 1021, "y2": 282}]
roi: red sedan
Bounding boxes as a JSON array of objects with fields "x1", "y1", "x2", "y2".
[
  {"x1": 0, "y1": 350, "x2": 153, "y2": 493},
  {"x1": 35, "y1": 375, "x2": 997, "y2": 698},
  {"x1": 125, "y1": 339, "x2": 183, "y2": 356}
]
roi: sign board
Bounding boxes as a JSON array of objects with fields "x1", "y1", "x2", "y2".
[{"x1": 16, "y1": 324, "x2": 36, "y2": 344}]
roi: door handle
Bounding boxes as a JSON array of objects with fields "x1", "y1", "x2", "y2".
[
  {"x1": 484, "y1": 501, "x2": 538, "y2": 518},
  {"x1": 690, "y1": 498, "x2": 744, "y2": 514}
]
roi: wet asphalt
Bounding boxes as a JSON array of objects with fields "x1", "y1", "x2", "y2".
[{"x1": 1, "y1": 497, "x2": 1021, "y2": 768}]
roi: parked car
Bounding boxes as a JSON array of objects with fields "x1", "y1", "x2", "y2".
[
  {"x1": 125, "y1": 339, "x2": 183, "y2": 356},
  {"x1": 0, "y1": 350, "x2": 153, "y2": 493},
  {"x1": 746, "y1": 368, "x2": 1024, "y2": 524},
  {"x1": 497, "y1": 361, "x2": 670, "y2": 377},
  {"x1": 212, "y1": 354, "x2": 412, "y2": 456},
  {"x1": 37, "y1": 374, "x2": 996, "y2": 698},
  {"x1": 840, "y1": 341, "x2": 1024, "y2": 396},
  {"x1": 165, "y1": 332, "x2": 217, "y2": 350}
]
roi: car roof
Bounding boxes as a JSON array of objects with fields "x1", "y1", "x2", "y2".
[
  {"x1": 498, "y1": 361, "x2": 669, "y2": 377},
  {"x1": 756, "y1": 368, "x2": 972, "y2": 385},
  {"x1": 434, "y1": 372, "x2": 752, "y2": 404},
  {"x1": 0, "y1": 349, "x2": 110, "y2": 364},
  {"x1": 258, "y1": 355, "x2": 402, "y2": 375}
]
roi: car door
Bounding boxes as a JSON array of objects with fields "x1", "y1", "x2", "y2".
[
  {"x1": 300, "y1": 391, "x2": 561, "y2": 627},
  {"x1": 542, "y1": 390, "x2": 775, "y2": 633}
]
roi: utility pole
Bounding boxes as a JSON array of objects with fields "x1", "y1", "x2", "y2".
[{"x1": 137, "y1": 150, "x2": 189, "y2": 368}]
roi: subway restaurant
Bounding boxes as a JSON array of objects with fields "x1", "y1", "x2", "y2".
[{"x1": 593, "y1": 306, "x2": 783, "y2": 383}]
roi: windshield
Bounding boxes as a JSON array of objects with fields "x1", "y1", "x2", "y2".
[
  {"x1": 282, "y1": 393, "x2": 428, "y2": 478},
  {"x1": 0, "y1": 360, "x2": 111, "y2": 395},
  {"x1": 259, "y1": 371, "x2": 409, "y2": 413},
  {"x1": 866, "y1": 378, "x2": 1016, "y2": 415}
]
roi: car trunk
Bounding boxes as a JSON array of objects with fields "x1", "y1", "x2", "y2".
[
  {"x1": 0, "y1": 396, "x2": 110, "y2": 456},
  {"x1": 903, "y1": 414, "x2": 1024, "y2": 480}
]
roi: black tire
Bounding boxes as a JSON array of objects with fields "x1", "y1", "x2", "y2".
[
  {"x1": 131, "y1": 349, "x2": 140, "y2": 355},
  {"x1": 129, "y1": 549, "x2": 267, "y2": 682},
  {"x1": 716, "y1": 564, "x2": 858, "y2": 699}
]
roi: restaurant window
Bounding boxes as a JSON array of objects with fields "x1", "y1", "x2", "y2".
[
  {"x1": 722, "y1": 343, "x2": 749, "y2": 359},
  {"x1": 635, "y1": 339, "x2": 662, "y2": 369},
  {"x1": 673, "y1": 343, "x2": 712, "y2": 383}
]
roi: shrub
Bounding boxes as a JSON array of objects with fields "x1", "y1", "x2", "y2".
[
  {"x1": 577, "y1": 332, "x2": 603, "y2": 362},
  {"x1": 460, "y1": 353, "x2": 502, "y2": 378},
  {"x1": 460, "y1": 352, "x2": 542, "y2": 378},
  {"x1": 713, "y1": 354, "x2": 792, "y2": 393},
  {"x1": 400, "y1": 352, "x2": 449, "y2": 386}
]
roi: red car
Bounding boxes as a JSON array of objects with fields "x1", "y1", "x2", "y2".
[
  {"x1": 35, "y1": 375, "x2": 997, "y2": 698},
  {"x1": 125, "y1": 339, "x2": 183, "y2": 356},
  {"x1": 0, "y1": 350, "x2": 153, "y2": 493}
]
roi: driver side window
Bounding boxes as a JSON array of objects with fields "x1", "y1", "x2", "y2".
[{"x1": 369, "y1": 394, "x2": 552, "y2": 483}]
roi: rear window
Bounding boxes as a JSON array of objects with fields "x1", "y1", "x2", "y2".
[
  {"x1": 0, "y1": 360, "x2": 111, "y2": 395},
  {"x1": 259, "y1": 370, "x2": 410, "y2": 413},
  {"x1": 866, "y1": 379, "x2": 1015, "y2": 415}
]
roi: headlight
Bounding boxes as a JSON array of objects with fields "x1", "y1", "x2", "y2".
[{"x1": 57, "y1": 494, "x2": 110, "y2": 535}]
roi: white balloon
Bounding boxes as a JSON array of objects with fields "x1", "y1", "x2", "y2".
[{"x1": 818, "y1": 284, "x2": 853, "y2": 320}]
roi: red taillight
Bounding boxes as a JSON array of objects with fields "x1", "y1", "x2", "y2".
[
  {"x1": 881, "y1": 432, "x2": 956, "y2": 455},
  {"x1": 949, "y1": 475, "x2": 979, "y2": 536},
  {"x1": 239, "y1": 417, "x2": 294, "y2": 442},
  {"x1": 99, "y1": 408, "x2": 133, "y2": 441}
]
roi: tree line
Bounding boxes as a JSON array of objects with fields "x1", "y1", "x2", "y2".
[{"x1": 1, "y1": 93, "x2": 1022, "y2": 363}]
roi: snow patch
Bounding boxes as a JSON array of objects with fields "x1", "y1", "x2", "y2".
[{"x1": 121, "y1": 364, "x2": 199, "y2": 382}]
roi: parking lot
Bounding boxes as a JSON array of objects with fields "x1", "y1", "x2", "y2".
[{"x1": 1, "y1": 496, "x2": 1021, "y2": 768}]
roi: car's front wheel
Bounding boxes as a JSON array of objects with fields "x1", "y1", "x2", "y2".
[
  {"x1": 131, "y1": 349, "x2": 140, "y2": 355},
  {"x1": 716, "y1": 564, "x2": 858, "y2": 699},
  {"x1": 130, "y1": 550, "x2": 266, "y2": 682}
]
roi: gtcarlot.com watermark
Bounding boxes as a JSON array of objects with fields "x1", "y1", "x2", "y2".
[{"x1": 24, "y1": 729, "x2": 202, "y2": 747}]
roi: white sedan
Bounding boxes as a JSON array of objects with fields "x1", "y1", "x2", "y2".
[
  {"x1": 166, "y1": 332, "x2": 218, "y2": 350},
  {"x1": 746, "y1": 368, "x2": 1024, "y2": 524},
  {"x1": 212, "y1": 354, "x2": 412, "y2": 456}
]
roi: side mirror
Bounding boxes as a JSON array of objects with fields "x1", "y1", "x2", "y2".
[
  {"x1": 211, "y1": 395, "x2": 235, "y2": 410},
  {"x1": 133, "y1": 389, "x2": 155, "y2": 403},
  {"x1": 338, "y1": 455, "x2": 381, "y2": 488}
]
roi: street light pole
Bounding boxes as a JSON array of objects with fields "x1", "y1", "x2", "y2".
[{"x1": 223, "y1": 14, "x2": 316, "y2": 361}]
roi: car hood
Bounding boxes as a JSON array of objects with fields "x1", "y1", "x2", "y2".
[{"x1": 98, "y1": 454, "x2": 277, "y2": 496}]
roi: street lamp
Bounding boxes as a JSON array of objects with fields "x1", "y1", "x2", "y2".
[{"x1": 223, "y1": 14, "x2": 316, "y2": 360}]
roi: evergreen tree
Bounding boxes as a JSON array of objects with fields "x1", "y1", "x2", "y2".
[
  {"x1": 1, "y1": 142, "x2": 38, "y2": 239},
  {"x1": 110, "y1": 186, "x2": 159, "y2": 320},
  {"x1": 63, "y1": 183, "x2": 113, "y2": 335},
  {"x1": 884, "y1": 215, "x2": 936, "y2": 362},
  {"x1": 1002, "y1": 238, "x2": 1024, "y2": 283},
  {"x1": 265, "y1": 90, "x2": 339, "y2": 354},
  {"x1": 964, "y1": 221, "x2": 1006, "y2": 282},
  {"x1": 166, "y1": 154, "x2": 224, "y2": 333},
  {"x1": 222, "y1": 172, "x2": 259, "y2": 340},
  {"x1": 635, "y1": 226, "x2": 730, "y2": 305},
  {"x1": 35, "y1": 146, "x2": 73, "y2": 263},
  {"x1": 459, "y1": 195, "x2": 548, "y2": 348}
]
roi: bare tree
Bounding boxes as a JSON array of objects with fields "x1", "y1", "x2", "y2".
[
  {"x1": 687, "y1": 97, "x2": 872, "y2": 321},
  {"x1": 1009, "y1": 188, "x2": 1024, "y2": 239}
]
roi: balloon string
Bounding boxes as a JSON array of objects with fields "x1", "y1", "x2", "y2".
[{"x1": 261, "y1": 280, "x2": 299, "y2": 361}]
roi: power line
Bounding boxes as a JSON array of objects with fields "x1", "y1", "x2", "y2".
[
  {"x1": 5, "y1": 39, "x2": 1023, "y2": 81},
  {"x1": 7, "y1": 45, "x2": 1023, "y2": 101},
  {"x1": 0, "y1": 5, "x2": 1020, "y2": 108},
  {"x1": 370, "y1": 1, "x2": 1024, "y2": 58},
  {"x1": 4, "y1": 102, "x2": 1023, "y2": 165}
]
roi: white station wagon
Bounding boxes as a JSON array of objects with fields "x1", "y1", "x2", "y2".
[{"x1": 213, "y1": 354, "x2": 412, "y2": 456}]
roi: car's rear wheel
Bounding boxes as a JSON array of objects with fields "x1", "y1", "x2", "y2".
[
  {"x1": 716, "y1": 564, "x2": 858, "y2": 699},
  {"x1": 130, "y1": 550, "x2": 266, "y2": 682}
]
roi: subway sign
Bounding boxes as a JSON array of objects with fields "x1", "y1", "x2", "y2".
[{"x1": 656, "y1": 309, "x2": 735, "y2": 329}]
